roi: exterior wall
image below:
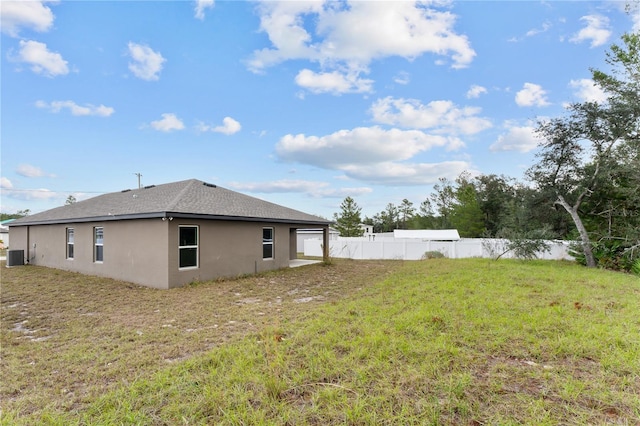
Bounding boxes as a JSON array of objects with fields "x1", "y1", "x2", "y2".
[
  {"x1": 97, "y1": 220, "x2": 169, "y2": 289},
  {"x1": 8, "y1": 220, "x2": 170, "y2": 289},
  {"x1": 9, "y1": 218, "x2": 324, "y2": 289},
  {"x1": 166, "y1": 219, "x2": 297, "y2": 288},
  {"x1": 7, "y1": 226, "x2": 28, "y2": 261},
  {"x1": 289, "y1": 228, "x2": 297, "y2": 260}
]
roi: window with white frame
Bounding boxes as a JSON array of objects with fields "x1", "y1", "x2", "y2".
[
  {"x1": 179, "y1": 226, "x2": 198, "y2": 269},
  {"x1": 94, "y1": 227, "x2": 104, "y2": 262},
  {"x1": 263, "y1": 227, "x2": 274, "y2": 259},
  {"x1": 66, "y1": 228, "x2": 74, "y2": 259}
]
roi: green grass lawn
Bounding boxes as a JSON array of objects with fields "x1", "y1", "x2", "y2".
[{"x1": 2, "y1": 259, "x2": 639, "y2": 425}]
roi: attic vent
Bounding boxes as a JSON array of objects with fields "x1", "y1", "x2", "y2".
[
  {"x1": 203, "y1": 182, "x2": 217, "y2": 188},
  {"x1": 144, "y1": 185, "x2": 156, "y2": 189},
  {"x1": 121, "y1": 189, "x2": 131, "y2": 193}
]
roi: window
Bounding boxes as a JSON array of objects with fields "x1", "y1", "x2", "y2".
[
  {"x1": 94, "y1": 227, "x2": 104, "y2": 262},
  {"x1": 263, "y1": 227, "x2": 274, "y2": 259},
  {"x1": 66, "y1": 228, "x2": 74, "y2": 259},
  {"x1": 179, "y1": 226, "x2": 198, "y2": 268}
]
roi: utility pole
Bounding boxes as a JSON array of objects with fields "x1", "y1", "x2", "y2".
[{"x1": 134, "y1": 173, "x2": 142, "y2": 189}]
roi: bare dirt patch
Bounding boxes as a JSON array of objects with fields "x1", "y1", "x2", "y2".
[{"x1": 1, "y1": 259, "x2": 402, "y2": 417}]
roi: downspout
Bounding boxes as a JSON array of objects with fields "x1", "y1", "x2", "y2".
[
  {"x1": 26, "y1": 226, "x2": 30, "y2": 264},
  {"x1": 322, "y1": 225, "x2": 329, "y2": 263}
]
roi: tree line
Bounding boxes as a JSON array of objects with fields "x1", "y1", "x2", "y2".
[{"x1": 334, "y1": 31, "x2": 640, "y2": 273}]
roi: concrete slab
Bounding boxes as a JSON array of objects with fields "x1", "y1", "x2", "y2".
[{"x1": 289, "y1": 259, "x2": 322, "y2": 268}]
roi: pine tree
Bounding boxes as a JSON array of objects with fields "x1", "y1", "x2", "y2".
[
  {"x1": 333, "y1": 197, "x2": 365, "y2": 237},
  {"x1": 451, "y1": 179, "x2": 485, "y2": 238}
]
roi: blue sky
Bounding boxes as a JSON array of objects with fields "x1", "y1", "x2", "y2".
[{"x1": 1, "y1": 1, "x2": 638, "y2": 219}]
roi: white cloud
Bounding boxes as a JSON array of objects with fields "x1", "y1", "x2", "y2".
[
  {"x1": 393, "y1": 71, "x2": 410, "y2": 85},
  {"x1": 370, "y1": 97, "x2": 492, "y2": 136},
  {"x1": 276, "y1": 126, "x2": 450, "y2": 168},
  {"x1": 632, "y1": 6, "x2": 640, "y2": 32},
  {"x1": 248, "y1": 1, "x2": 475, "y2": 87},
  {"x1": 35, "y1": 100, "x2": 114, "y2": 117},
  {"x1": 0, "y1": 0, "x2": 55, "y2": 37},
  {"x1": 314, "y1": 186, "x2": 373, "y2": 198},
  {"x1": 231, "y1": 179, "x2": 326, "y2": 193},
  {"x1": 16, "y1": 164, "x2": 55, "y2": 178},
  {"x1": 248, "y1": 1, "x2": 320, "y2": 72},
  {"x1": 194, "y1": 0, "x2": 214, "y2": 20},
  {"x1": 3, "y1": 188, "x2": 58, "y2": 201},
  {"x1": 127, "y1": 42, "x2": 166, "y2": 81},
  {"x1": 525, "y1": 21, "x2": 551, "y2": 37},
  {"x1": 274, "y1": 126, "x2": 473, "y2": 186},
  {"x1": 569, "y1": 78, "x2": 607, "y2": 103},
  {"x1": 515, "y1": 83, "x2": 550, "y2": 107},
  {"x1": 150, "y1": 113, "x2": 184, "y2": 132},
  {"x1": 609, "y1": 1, "x2": 640, "y2": 32},
  {"x1": 14, "y1": 40, "x2": 68, "y2": 77},
  {"x1": 228, "y1": 179, "x2": 372, "y2": 198},
  {"x1": 214, "y1": 117, "x2": 241, "y2": 135},
  {"x1": 322, "y1": 2, "x2": 476, "y2": 69},
  {"x1": 466, "y1": 84, "x2": 488, "y2": 99},
  {"x1": 508, "y1": 21, "x2": 552, "y2": 43},
  {"x1": 1, "y1": 177, "x2": 14, "y2": 189},
  {"x1": 295, "y1": 69, "x2": 373, "y2": 94},
  {"x1": 197, "y1": 117, "x2": 242, "y2": 135},
  {"x1": 570, "y1": 15, "x2": 611, "y2": 48},
  {"x1": 341, "y1": 161, "x2": 472, "y2": 185},
  {"x1": 490, "y1": 123, "x2": 540, "y2": 153}
]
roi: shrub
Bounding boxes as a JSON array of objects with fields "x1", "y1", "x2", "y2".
[
  {"x1": 483, "y1": 228, "x2": 552, "y2": 261},
  {"x1": 422, "y1": 250, "x2": 445, "y2": 260},
  {"x1": 571, "y1": 239, "x2": 640, "y2": 273},
  {"x1": 632, "y1": 258, "x2": 640, "y2": 276}
]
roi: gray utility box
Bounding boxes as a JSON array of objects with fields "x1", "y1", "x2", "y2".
[{"x1": 6, "y1": 250, "x2": 24, "y2": 267}]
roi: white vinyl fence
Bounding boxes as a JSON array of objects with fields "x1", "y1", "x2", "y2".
[{"x1": 303, "y1": 237, "x2": 574, "y2": 261}]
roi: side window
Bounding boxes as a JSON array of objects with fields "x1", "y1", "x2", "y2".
[
  {"x1": 179, "y1": 226, "x2": 198, "y2": 269},
  {"x1": 66, "y1": 228, "x2": 74, "y2": 259},
  {"x1": 263, "y1": 227, "x2": 274, "y2": 259},
  {"x1": 94, "y1": 227, "x2": 104, "y2": 262}
]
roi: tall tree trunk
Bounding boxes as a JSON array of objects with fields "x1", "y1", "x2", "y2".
[{"x1": 555, "y1": 195, "x2": 597, "y2": 267}]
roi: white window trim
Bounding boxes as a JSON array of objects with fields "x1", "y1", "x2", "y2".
[
  {"x1": 66, "y1": 228, "x2": 74, "y2": 260},
  {"x1": 94, "y1": 226, "x2": 104, "y2": 263},
  {"x1": 263, "y1": 227, "x2": 274, "y2": 260},
  {"x1": 179, "y1": 225, "x2": 199, "y2": 270}
]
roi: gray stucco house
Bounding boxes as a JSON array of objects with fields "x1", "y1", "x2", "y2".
[{"x1": 8, "y1": 179, "x2": 331, "y2": 289}]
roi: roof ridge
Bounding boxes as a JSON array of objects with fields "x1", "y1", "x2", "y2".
[
  {"x1": 8, "y1": 178, "x2": 330, "y2": 226},
  {"x1": 166, "y1": 179, "x2": 200, "y2": 211}
]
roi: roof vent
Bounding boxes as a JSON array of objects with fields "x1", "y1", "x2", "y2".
[
  {"x1": 121, "y1": 189, "x2": 131, "y2": 193},
  {"x1": 203, "y1": 182, "x2": 217, "y2": 188},
  {"x1": 144, "y1": 185, "x2": 156, "y2": 189}
]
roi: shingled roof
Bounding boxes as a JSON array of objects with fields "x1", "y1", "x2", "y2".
[{"x1": 9, "y1": 179, "x2": 331, "y2": 226}]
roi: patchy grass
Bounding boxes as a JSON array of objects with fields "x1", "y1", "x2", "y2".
[
  {"x1": 2, "y1": 259, "x2": 639, "y2": 425},
  {"x1": 0, "y1": 259, "x2": 400, "y2": 422}
]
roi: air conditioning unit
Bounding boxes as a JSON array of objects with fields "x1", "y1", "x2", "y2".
[{"x1": 6, "y1": 250, "x2": 24, "y2": 267}]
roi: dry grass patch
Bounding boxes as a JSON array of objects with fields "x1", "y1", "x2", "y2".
[{"x1": 1, "y1": 259, "x2": 401, "y2": 420}]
